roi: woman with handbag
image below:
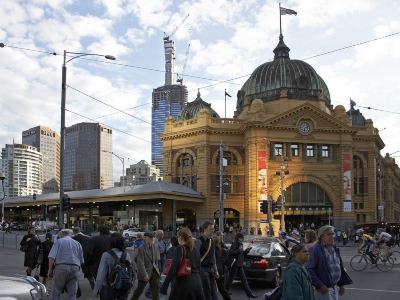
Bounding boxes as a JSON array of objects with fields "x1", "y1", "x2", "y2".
[
  {"x1": 20, "y1": 226, "x2": 41, "y2": 276},
  {"x1": 160, "y1": 227, "x2": 204, "y2": 300}
]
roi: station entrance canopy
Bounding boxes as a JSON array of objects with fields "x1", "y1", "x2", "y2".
[{"x1": 3, "y1": 181, "x2": 205, "y2": 207}]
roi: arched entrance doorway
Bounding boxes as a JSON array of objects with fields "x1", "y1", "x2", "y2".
[
  {"x1": 176, "y1": 209, "x2": 196, "y2": 231},
  {"x1": 277, "y1": 182, "x2": 333, "y2": 230},
  {"x1": 214, "y1": 208, "x2": 240, "y2": 232}
]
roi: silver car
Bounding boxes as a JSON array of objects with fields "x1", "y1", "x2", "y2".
[{"x1": 0, "y1": 275, "x2": 47, "y2": 299}]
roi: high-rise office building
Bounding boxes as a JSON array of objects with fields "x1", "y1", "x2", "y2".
[
  {"x1": 22, "y1": 126, "x2": 60, "y2": 193},
  {"x1": 151, "y1": 85, "x2": 188, "y2": 175},
  {"x1": 1, "y1": 144, "x2": 43, "y2": 197},
  {"x1": 64, "y1": 122, "x2": 113, "y2": 191}
]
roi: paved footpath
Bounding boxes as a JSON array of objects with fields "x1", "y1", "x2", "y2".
[{"x1": 1, "y1": 245, "x2": 400, "y2": 299}]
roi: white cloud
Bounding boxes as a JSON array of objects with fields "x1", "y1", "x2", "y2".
[
  {"x1": 1, "y1": 0, "x2": 400, "y2": 181},
  {"x1": 126, "y1": 0, "x2": 173, "y2": 28}
]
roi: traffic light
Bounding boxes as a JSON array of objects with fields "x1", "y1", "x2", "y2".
[
  {"x1": 271, "y1": 201, "x2": 278, "y2": 212},
  {"x1": 260, "y1": 200, "x2": 268, "y2": 214},
  {"x1": 62, "y1": 194, "x2": 71, "y2": 211}
]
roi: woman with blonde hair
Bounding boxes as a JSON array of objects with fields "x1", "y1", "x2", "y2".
[{"x1": 160, "y1": 227, "x2": 204, "y2": 300}]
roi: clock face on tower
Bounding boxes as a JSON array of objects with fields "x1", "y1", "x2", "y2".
[{"x1": 298, "y1": 121, "x2": 311, "y2": 135}]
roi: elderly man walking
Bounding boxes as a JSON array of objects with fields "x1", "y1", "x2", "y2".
[
  {"x1": 307, "y1": 225, "x2": 352, "y2": 300},
  {"x1": 48, "y1": 229, "x2": 84, "y2": 300},
  {"x1": 131, "y1": 231, "x2": 160, "y2": 300}
]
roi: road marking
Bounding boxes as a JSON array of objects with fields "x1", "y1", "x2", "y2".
[{"x1": 347, "y1": 288, "x2": 400, "y2": 294}]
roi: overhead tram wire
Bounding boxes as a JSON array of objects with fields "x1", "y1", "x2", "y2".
[
  {"x1": 96, "y1": 102, "x2": 150, "y2": 119},
  {"x1": 65, "y1": 108, "x2": 150, "y2": 143},
  {"x1": 193, "y1": 30, "x2": 400, "y2": 92},
  {"x1": 3, "y1": 30, "x2": 400, "y2": 115},
  {"x1": 357, "y1": 105, "x2": 400, "y2": 116},
  {"x1": 2, "y1": 30, "x2": 400, "y2": 91},
  {"x1": 77, "y1": 56, "x2": 242, "y2": 86},
  {"x1": 67, "y1": 85, "x2": 152, "y2": 125}
]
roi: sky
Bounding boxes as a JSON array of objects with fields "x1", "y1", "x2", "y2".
[{"x1": 1, "y1": 0, "x2": 400, "y2": 183}]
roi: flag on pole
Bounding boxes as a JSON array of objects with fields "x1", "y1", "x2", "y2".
[
  {"x1": 350, "y1": 99, "x2": 356, "y2": 109},
  {"x1": 280, "y1": 7, "x2": 297, "y2": 15},
  {"x1": 225, "y1": 91, "x2": 232, "y2": 98}
]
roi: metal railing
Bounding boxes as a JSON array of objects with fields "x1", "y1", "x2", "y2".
[{"x1": 0, "y1": 231, "x2": 25, "y2": 249}]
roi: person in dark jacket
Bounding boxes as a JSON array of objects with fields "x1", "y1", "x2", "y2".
[
  {"x1": 73, "y1": 227, "x2": 95, "y2": 289},
  {"x1": 307, "y1": 225, "x2": 352, "y2": 300},
  {"x1": 212, "y1": 232, "x2": 232, "y2": 300},
  {"x1": 87, "y1": 225, "x2": 111, "y2": 280},
  {"x1": 224, "y1": 233, "x2": 256, "y2": 298},
  {"x1": 165, "y1": 236, "x2": 179, "y2": 259},
  {"x1": 282, "y1": 243, "x2": 314, "y2": 300},
  {"x1": 195, "y1": 221, "x2": 218, "y2": 300},
  {"x1": 40, "y1": 232, "x2": 53, "y2": 285},
  {"x1": 160, "y1": 227, "x2": 204, "y2": 300},
  {"x1": 20, "y1": 226, "x2": 41, "y2": 276}
]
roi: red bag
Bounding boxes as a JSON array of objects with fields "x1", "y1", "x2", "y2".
[{"x1": 162, "y1": 246, "x2": 191, "y2": 277}]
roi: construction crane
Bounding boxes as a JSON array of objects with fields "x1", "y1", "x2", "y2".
[
  {"x1": 163, "y1": 13, "x2": 190, "y2": 41},
  {"x1": 177, "y1": 43, "x2": 191, "y2": 85}
]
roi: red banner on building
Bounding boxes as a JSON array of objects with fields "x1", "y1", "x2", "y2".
[
  {"x1": 343, "y1": 153, "x2": 352, "y2": 212},
  {"x1": 258, "y1": 151, "x2": 268, "y2": 200}
]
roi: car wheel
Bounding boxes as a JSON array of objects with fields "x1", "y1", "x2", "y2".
[{"x1": 125, "y1": 233, "x2": 129, "y2": 237}]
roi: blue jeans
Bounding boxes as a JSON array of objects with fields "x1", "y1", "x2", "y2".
[
  {"x1": 50, "y1": 264, "x2": 80, "y2": 300},
  {"x1": 314, "y1": 287, "x2": 338, "y2": 300}
]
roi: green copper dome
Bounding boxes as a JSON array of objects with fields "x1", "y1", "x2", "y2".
[
  {"x1": 178, "y1": 90, "x2": 220, "y2": 120},
  {"x1": 236, "y1": 35, "x2": 331, "y2": 114}
]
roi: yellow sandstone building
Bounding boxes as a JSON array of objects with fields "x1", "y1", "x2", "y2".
[{"x1": 161, "y1": 35, "x2": 400, "y2": 233}]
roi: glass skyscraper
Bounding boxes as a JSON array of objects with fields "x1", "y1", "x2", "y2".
[{"x1": 151, "y1": 85, "x2": 187, "y2": 175}]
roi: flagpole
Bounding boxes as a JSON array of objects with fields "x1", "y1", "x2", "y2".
[
  {"x1": 279, "y1": 2, "x2": 282, "y2": 36},
  {"x1": 224, "y1": 89, "x2": 227, "y2": 118}
]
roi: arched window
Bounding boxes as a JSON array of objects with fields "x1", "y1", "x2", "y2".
[
  {"x1": 216, "y1": 151, "x2": 238, "y2": 165},
  {"x1": 279, "y1": 182, "x2": 332, "y2": 207},
  {"x1": 176, "y1": 153, "x2": 194, "y2": 167}
]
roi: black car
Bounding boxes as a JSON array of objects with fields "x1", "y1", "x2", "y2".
[{"x1": 241, "y1": 237, "x2": 290, "y2": 286}]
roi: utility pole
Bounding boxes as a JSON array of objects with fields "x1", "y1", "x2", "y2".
[
  {"x1": 219, "y1": 142, "x2": 224, "y2": 234},
  {"x1": 276, "y1": 156, "x2": 288, "y2": 231},
  {"x1": 378, "y1": 160, "x2": 384, "y2": 222}
]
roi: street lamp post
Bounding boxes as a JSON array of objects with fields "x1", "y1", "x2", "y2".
[
  {"x1": 59, "y1": 50, "x2": 115, "y2": 228},
  {"x1": 0, "y1": 172, "x2": 6, "y2": 224},
  {"x1": 103, "y1": 150, "x2": 127, "y2": 189}
]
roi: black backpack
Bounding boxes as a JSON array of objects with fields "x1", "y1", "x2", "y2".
[{"x1": 107, "y1": 250, "x2": 134, "y2": 292}]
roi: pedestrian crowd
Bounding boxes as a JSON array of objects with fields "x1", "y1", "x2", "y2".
[{"x1": 18, "y1": 222, "x2": 357, "y2": 300}]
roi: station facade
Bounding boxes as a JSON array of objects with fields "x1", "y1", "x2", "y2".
[{"x1": 160, "y1": 35, "x2": 400, "y2": 232}]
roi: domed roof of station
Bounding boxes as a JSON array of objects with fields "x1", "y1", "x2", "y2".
[
  {"x1": 178, "y1": 90, "x2": 220, "y2": 120},
  {"x1": 236, "y1": 35, "x2": 331, "y2": 114}
]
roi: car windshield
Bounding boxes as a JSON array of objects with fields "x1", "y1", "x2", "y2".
[{"x1": 247, "y1": 243, "x2": 271, "y2": 256}]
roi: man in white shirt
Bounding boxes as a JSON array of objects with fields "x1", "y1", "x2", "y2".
[{"x1": 376, "y1": 229, "x2": 394, "y2": 258}]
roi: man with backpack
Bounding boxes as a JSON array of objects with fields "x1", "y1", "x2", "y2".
[{"x1": 93, "y1": 232, "x2": 134, "y2": 300}]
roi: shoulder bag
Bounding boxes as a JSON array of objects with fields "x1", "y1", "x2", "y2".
[
  {"x1": 163, "y1": 246, "x2": 192, "y2": 277},
  {"x1": 200, "y1": 239, "x2": 212, "y2": 263}
]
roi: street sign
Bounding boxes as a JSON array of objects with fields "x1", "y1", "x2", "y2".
[
  {"x1": 259, "y1": 219, "x2": 269, "y2": 223},
  {"x1": 378, "y1": 205, "x2": 384, "y2": 210}
]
